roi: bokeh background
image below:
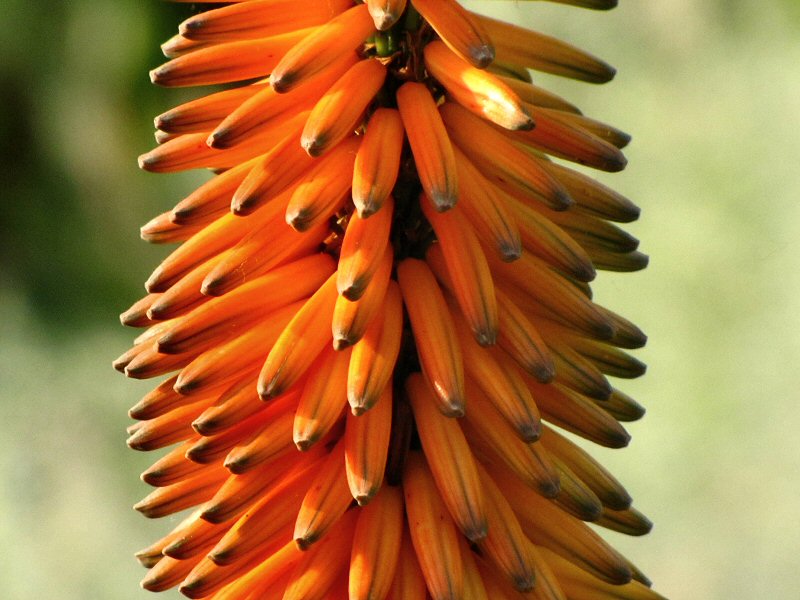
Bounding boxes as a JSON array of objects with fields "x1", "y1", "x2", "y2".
[{"x1": 2, "y1": 1, "x2": 799, "y2": 598}]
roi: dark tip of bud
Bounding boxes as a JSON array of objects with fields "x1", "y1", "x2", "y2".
[
  {"x1": 470, "y1": 44, "x2": 495, "y2": 69},
  {"x1": 518, "y1": 421, "x2": 541, "y2": 444},
  {"x1": 206, "y1": 130, "x2": 231, "y2": 150},
  {"x1": 539, "y1": 477, "x2": 561, "y2": 499},
  {"x1": 499, "y1": 243, "x2": 522, "y2": 262},
  {"x1": 301, "y1": 134, "x2": 325, "y2": 158},
  {"x1": 464, "y1": 521, "x2": 489, "y2": 543},
  {"x1": 137, "y1": 153, "x2": 156, "y2": 171},
  {"x1": 294, "y1": 536, "x2": 314, "y2": 552},
  {"x1": 430, "y1": 191, "x2": 458, "y2": 212},
  {"x1": 294, "y1": 437, "x2": 316, "y2": 452},
  {"x1": 552, "y1": 188, "x2": 574, "y2": 211},
  {"x1": 474, "y1": 328, "x2": 497, "y2": 347},
  {"x1": 270, "y1": 72, "x2": 295, "y2": 94},
  {"x1": 531, "y1": 362, "x2": 556, "y2": 384}
]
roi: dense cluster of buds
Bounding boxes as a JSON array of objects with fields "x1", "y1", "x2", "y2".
[{"x1": 117, "y1": 1, "x2": 663, "y2": 598}]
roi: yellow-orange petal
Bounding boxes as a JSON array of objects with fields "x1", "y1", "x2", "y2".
[
  {"x1": 285, "y1": 136, "x2": 361, "y2": 232},
  {"x1": 397, "y1": 258, "x2": 465, "y2": 416},
  {"x1": 403, "y1": 453, "x2": 465, "y2": 600},
  {"x1": 367, "y1": 0, "x2": 407, "y2": 30},
  {"x1": 441, "y1": 101, "x2": 571, "y2": 211},
  {"x1": 352, "y1": 109, "x2": 404, "y2": 217},
  {"x1": 179, "y1": 0, "x2": 352, "y2": 43},
  {"x1": 347, "y1": 280, "x2": 403, "y2": 414},
  {"x1": 473, "y1": 13, "x2": 616, "y2": 83},
  {"x1": 349, "y1": 485, "x2": 404, "y2": 600},
  {"x1": 293, "y1": 345, "x2": 350, "y2": 451},
  {"x1": 270, "y1": 4, "x2": 375, "y2": 93},
  {"x1": 258, "y1": 272, "x2": 339, "y2": 398},
  {"x1": 151, "y1": 29, "x2": 312, "y2": 88},
  {"x1": 293, "y1": 438, "x2": 353, "y2": 549},
  {"x1": 338, "y1": 195, "x2": 393, "y2": 300},
  {"x1": 332, "y1": 244, "x2": 393, "y2": 350},
  {"x1": 301, "y1": 58, "x2": 386, "y2": 157},
  {"x1": 423, "y1": 209, "x2": 498, "y2": 347},
  {"x1": 411, "y1": 0, "x2": 494, "y2": 68},
  {"x1": 344, "y1": 384, "x2": 393, "y2": 504},
  {"x1": 396, "y1": 82, "x2": 458, "y2": 211},
  {"x1": 406, "y1": 373, "x2": 488, "y2": 541},
  {"x1": 424, "y1": 40, "x2": 532, "y2": 130}
]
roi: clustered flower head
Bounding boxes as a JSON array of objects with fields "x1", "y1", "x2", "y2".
[{"x1": 117, "y1": 0, "x2": 663, "y2": 598}]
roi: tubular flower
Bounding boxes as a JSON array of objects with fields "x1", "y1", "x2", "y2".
[{"x1": 119, "y1": 0, "x2": 663, "y2": 598}]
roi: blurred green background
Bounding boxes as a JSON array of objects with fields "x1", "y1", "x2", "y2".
[{"x1": 1, "y1": 1, "x2": 799, "y2": 598}]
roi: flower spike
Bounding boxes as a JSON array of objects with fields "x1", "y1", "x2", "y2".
[{"x1": 123, "y1": 1, "x2": 659, "y2": 598}]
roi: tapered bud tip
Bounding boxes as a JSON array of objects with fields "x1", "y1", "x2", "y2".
[
  {"x1": 539, "y1": 478, "x2": 561, "y2": 499},
  {"x1": 594, "y1": 320, "x2": 616, "y2": 341},
  {"x1": 140, "y1": 469, "x2": 160, "y2": 486},
  {"x1": 231, "y1": 199, "x2": 257, "y2": 217},
  {"x1": 603, "y1": 426, "x2": 631, "y2": 449},
  {"x1": 604, "y1": 152, "x2": 628, "y2": 173},
  {"x1": 119, "y1": 310, "x2": 136, "y2": 327},
  {"x1": 531, "y1": 363, "x2": 556, "y2": 384},
  {"x1": 294, "y1": 436, "x2": 317, "y2": 452},
  {"x1": 499, "y1": 244, "x2": 522, "y2": 262},
  {"x1": 270, "y1": 72, "x2": 295, "y2": 94},
  {"x1": 154, "y1": 335, "x2": 172, "y2": 354},
  {"x1": 153, "y1": 114, "x2": 169, "y2": 130},
  {"x1": 301, "y1": 134, "x2": 325, "y2": 158},
  {"x1": 137, "y1": 152, "x2": 156, "y2": 172},
  {"x1": 294, "y1": 536, "x2": 314, "y2": 552},
  {"x1": 350, "y1": 403, "x2": 366, "y2": 417},
  {"x1": 469, "y1": 44, "x2": 495, "y2": 69},
  {"x1": 518, "y1": 421, "x2": 541, "y2": 443},
  {"x1": 208, "y1": 549, "x2": 232, "y2": 565},
  {"x1": 200, "y1": 276, "x2": 224, "y2": 297},
  {"x1": 258, "y1": 379, "x2": 282, "y2": 401},
  {"x1": 206, "y1": 129, "x2": 231, "y2": 150},
  {"x1": 375, "y1": 11, "x2": 399, "y2": 31},
  {"x1": 576, "y1": 261, "x2": 597, "y2": 283},
  {"x1": 178, "y1": 18, "x2": 202, "y2": 37},
  {"x1": 610, "y1": 491, "x2": 633, "y2": 511},
  {"x1": 464, "y1": 521, "x2": 489, "y2": 542},
  {"x1": 512, "y1": 575, "x2": 536, "y2": 593},
  {"x1": 430, "y1": 191, "x2": 458, "y2": 212},
  {"x1": 112, "y1": 354, "x2": 129, "y2": 373},
  {"x1": 191, "y1": 417, "x2": 215, "y2": 436},
  {"x1": 199, "y1": 505, "x2": 221, "y2": 522},
  {"x1": 332, "y1": 336, "x2": 353, "y2": 351},
  {"x1": 224, "y1": 456, "x2": 248, "y2": 474},
  {"x1": 355, "y1": 493, "x2": 374, "y2": 507},
  {"x1": 339, "y1": 282, "x2": 365, "y2": 302},
  {"x1": 354, "y1": 196, "x2": 384, "y2": 219},
  {"x1": 513, "y1": 113, "x2": 536, "y2": 131},
  {"x1": 145, "y1": 304, "x2": 165, "y2": 321},
  {"x1": 286, "y1": 209, "x2": 312, "y2": 232},
  {"x1": 596, "y1": 379, "x2": 614, "y2": 401},
  {"x1": 474, "y1": 328, "x2": 497, "y2": 347},
  {"x1": 174, "y1": 378, "x2": 198, "y2": 396},
  {"x1": 179, "y1": 581, "x2": 205, "y2": 599},
  {"x1": 632, "y1": 569, "x2": 652, "y2": 588},
  {"x1": 639, "y1": 515, "x2": 654, "y2": 534},
  {"x1": 441, "y1": 400, "x2": 465, "y2": 419},
  {"x1": 127, "y1": 435, "x2": 146, "y2": 452},
  {"x1": 553, "y1": 188, "x2": 574, "y2": 211}
]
